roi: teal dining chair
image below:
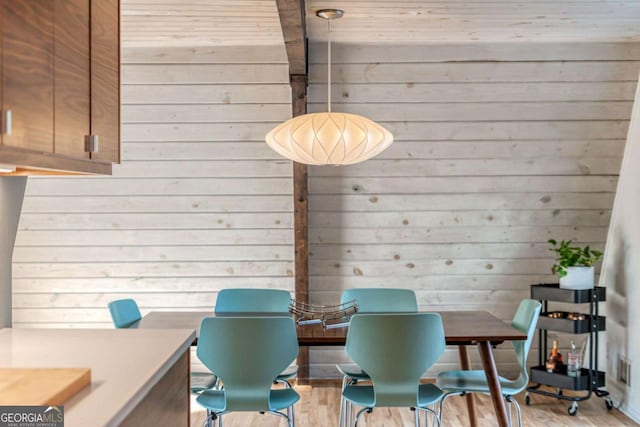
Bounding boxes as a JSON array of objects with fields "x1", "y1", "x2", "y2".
[
  {"x1": 107, "y1": 298, "x2": 218, "y2": 394},
  {"x1": 108, "y1": 298, "x2": 141, "y2": 328},
  {"x1": 342, "y1": 313, "x2": 446, "y2": 427},
  {"x1": 214, "y1": 288, "x2": 298, "y2": 386},
  {"x1": 214, "y1": 288, "x2": 292, "y2": 313},
  {"x1": 336, "y1": 288, "x2": 418, "y2": 426},
  {"x1": 196, "y1": 316, "x2": 300, "y2": 427},
  {"x1": 436, "y1": 299, "x2": 542, "y2": 427},
  {"x1": 341, "y1": 288, "x2": 418, "y2": 313}
]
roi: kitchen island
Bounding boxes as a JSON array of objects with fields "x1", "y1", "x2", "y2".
[{"x1": 0, "y1": 328, "x2": 195, "y2": 426}]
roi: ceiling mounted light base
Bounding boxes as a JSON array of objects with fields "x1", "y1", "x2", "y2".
[{"x1": 316, "y1": 9, "x2": 344, "y2": 20}]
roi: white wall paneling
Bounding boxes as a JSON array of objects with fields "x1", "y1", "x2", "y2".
[
  {"x1": 10, "y1": 20, "x2": 638, "y2": 378},
  {"x1": 307, "y1": 42, "x2": 632, "y2": 378},
  {"x1": 12, "y1": 45, "x2": 293, "y2": 327},
  {"x1": 600, "y1": 75, "x2": 640, "y2": 421}
]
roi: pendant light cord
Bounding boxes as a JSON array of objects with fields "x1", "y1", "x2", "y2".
[{"x1": 327, "y1": 18, "x2": 332, "y2": 113}]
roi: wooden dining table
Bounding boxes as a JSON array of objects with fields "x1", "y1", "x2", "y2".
[{"x1": 134, "y1": 310, "x2": 525, "y2": 427}]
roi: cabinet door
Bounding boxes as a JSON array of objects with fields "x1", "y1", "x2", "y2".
[
  {"x1": 54, "y1": 0, "x2": 90, "y2": 160},
  {"x1": 0, "y1": 3, "x2": 2, "y2": 147},
  {"x1": 1, "y1": 1, "x2": 54, "y2": 152},
  {"x1": 90, "y1": 0, "x2": 119, "y2": 163}
]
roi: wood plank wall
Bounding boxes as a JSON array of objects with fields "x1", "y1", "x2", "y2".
[
  {"x1": 9, "y1": 41, "x2": 639, "y2": 379},
  {"x1": 306, "y1": 42, "x2": 638, "y2": 377},
  {"x1": 12, "y1": 45, "x2": 294, "y2": 326}
]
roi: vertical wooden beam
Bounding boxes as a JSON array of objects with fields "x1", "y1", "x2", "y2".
[
  {"x1": 291, "y1": 75, "x2": 309, "y2": 383},
  {"x1": 291, "y1": 75, "x2": 308, "y2": 305},
  {"x1": 275, "y1": 0, "x2": 307, "y2": 76},
  {"x1": 275, "y1": 0, "x2": 309, "y2": 383}
]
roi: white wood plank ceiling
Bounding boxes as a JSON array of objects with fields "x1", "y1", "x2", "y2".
[
  {"x1": 120, "y1": 0, "x2": 284, "y2": 47},
  {"x1": 306, "y1": 0, "x2": 640, "y2": 43},
  {"x1": 121, "y1": 0, "x2": 640, "y2": 48}
]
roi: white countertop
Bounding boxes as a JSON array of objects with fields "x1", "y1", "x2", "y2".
[{"x1": 0, "y1": 328, "x2": 195, "y2": 427}]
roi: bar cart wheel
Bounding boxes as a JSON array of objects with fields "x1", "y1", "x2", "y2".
[
  {"x1": 568, "y1": 401, "x2": 578, "y2": 416},
  {"x1": 525, "y1": 393, "x2": 531, "y2": 406},
  {"x1": 605, "y1": 396, "x2": 614, "y2": 410}
]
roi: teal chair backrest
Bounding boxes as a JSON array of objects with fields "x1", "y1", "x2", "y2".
[
  {"x1": 345, "y1": 313, "x2": 445, "y2": 407},
  {"x1": 197, "y1": 317, "x2": 298, "y2": 411},
  {"x1": 341, "y1": 288, "x2": 417, "y2": 313},
  {"x1": 108, "y1": 298, "x2": 142, "y2": 328},
  {"x1": 511, "y1": 299, "x2": 542, "y2": 382},
  {"x1": 214, "y1": 288, "x2": 291, "y2": 313}
]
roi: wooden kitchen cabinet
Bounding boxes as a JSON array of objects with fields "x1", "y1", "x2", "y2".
[
  {"x1": 0, "y1": 0, "x2": 119, "y2": 175},
  {"x1": 90, "y1": 0, "x2": 120, "y2": 164},
  {"x1": 54, "y1": 0, "x2": 91, "y2": 161},
  {"x1": 1, "y1": 1, "x2": 55, "y2": 154}
]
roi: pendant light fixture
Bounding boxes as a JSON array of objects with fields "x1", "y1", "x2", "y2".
[{"x1": 265, "y1": 9, "x2": 394, "y2": 166}]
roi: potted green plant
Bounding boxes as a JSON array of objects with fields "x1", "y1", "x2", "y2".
[{"x1": 548, "y1": 239, "x2": 603, "y2": 289}]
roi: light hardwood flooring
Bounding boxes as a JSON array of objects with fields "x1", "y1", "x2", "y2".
[{"x1": 189, "y1": 383, "x2": 637, "y2": 427}]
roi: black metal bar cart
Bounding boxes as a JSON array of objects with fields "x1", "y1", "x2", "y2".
[{"x1": 525, "y1": 283, "x2": 613, "y2": 416}]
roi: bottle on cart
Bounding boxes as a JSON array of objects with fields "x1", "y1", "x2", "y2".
[{"x1": 546, "y1": 340, "x2": 564, "y2": 373}]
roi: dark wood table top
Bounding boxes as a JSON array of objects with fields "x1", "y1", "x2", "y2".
[{"x1": 135, "y1": 310, "x2": 526, "y2": 346}]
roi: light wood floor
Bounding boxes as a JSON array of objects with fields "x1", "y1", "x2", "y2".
[{"x1": 189, "y1": 383, "x2": 637, "y2": 427}]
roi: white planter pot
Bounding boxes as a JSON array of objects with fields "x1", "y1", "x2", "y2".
[{"x1": 559, "y1": 266, "x2": 595, "y2": 290}]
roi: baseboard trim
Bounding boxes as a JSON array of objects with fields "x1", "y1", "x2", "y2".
[{"x1": 621, "y1": 406, "x2": 640, "y2": 424}]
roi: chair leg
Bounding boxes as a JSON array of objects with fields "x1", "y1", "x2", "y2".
[
  {"x1": 345, "y1": 400, "x2": 349, "y2": 427},
  {"x1": 507, "y1": 396, "x2": 522, "y2": 427},
  {"x1": 433, "y1": 407, "x2": 442, "y2": 427},
  {"x1": 286, "y1": 406, "x2": 294, "y2": 427},
  {"x1": 438, "y1": 391, "x2": 463, "y2": 426},
  {"x1": 267, "y1": 410, "x2": 293, "y2": 427},
  {"x1": 414, "y1": 407, "x2": 420, "y2": 427},
  {"x1": 204, "y1": 410, "x2": 213, "y2": 427},
  {"x1": 339, "y1": 376, "x2": 347, "y2": 427},
  {"x1": 354, "y1": 407, "x2": 371, "y2": 427},
  {"x1": 290, "y1": 404, "x2": 296, "y2": 427},
  {"x1": 417, "y1": 407, "x2": 441, "y2": 427}
]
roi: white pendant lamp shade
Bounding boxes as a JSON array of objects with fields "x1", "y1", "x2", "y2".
[
  {"x1": 265, "y1": 9, "x2": 394, "y2": 166},
  {"x1": 265, "y1": 112, "x2": 393, "y2": 166}
]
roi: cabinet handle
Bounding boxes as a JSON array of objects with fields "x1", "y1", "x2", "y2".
[
  {"x1": 84, "y1": 134, "x2": 99, "y2": 153},
  {"x1": 1, "y1": 110, "x2": 11, "y2": 135}
]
